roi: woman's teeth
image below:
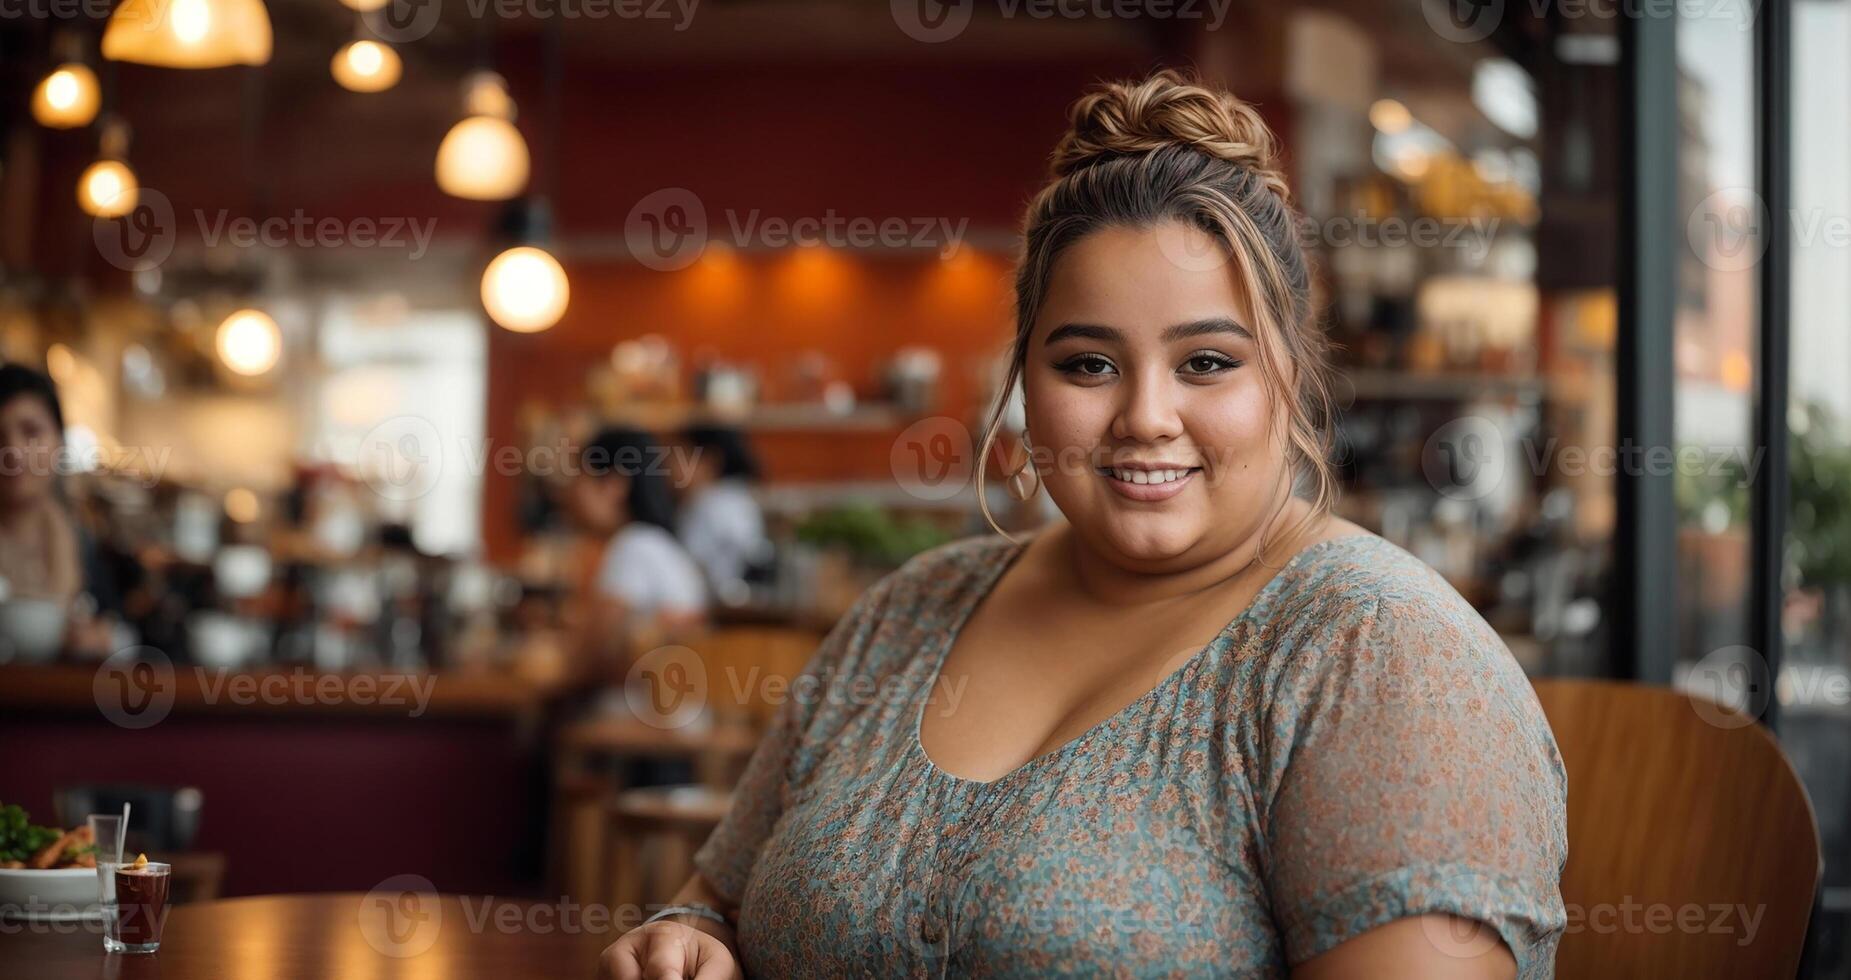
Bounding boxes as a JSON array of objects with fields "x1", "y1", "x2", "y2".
[{"x1": 1109, "y1": 468, "x2": 1193, "y2": 485}]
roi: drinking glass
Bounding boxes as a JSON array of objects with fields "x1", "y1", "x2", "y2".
[{"x1": 105, "y1": 862, "x2": 170, "y2": 953}]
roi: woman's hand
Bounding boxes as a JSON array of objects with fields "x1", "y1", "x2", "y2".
[{"x1": 599, "y1": 918, "x2": 744, "y2": 980}]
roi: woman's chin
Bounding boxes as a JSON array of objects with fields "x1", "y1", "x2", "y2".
[{"x1": 1091, "y1": 515, "x2": 1205, "y2": 566}]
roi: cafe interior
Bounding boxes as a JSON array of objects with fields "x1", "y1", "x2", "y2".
[{"x1": 0, "y1": 0, "x2": 1847, "y2": 975}]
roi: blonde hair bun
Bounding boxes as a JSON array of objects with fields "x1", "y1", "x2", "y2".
[{"x1": 1049, "y1": 69, "x2": 1290, "y2": 201}]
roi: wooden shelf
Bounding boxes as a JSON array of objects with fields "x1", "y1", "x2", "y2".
[{"x1": 608, "y1": 402, "x2": 916, "y2": 433}]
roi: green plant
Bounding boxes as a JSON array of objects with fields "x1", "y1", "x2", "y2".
[
  {"x1": 794, "y1": 504, "x2": 954, "y2": 569},
  {"x1": 1789, "y1": 401, "x2": 1851, "y2": 587}
]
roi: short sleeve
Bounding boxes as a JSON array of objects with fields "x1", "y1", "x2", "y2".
[
  {"x1": 1260, "y1": 592, "x2": 1568, "y2": 976},
  {"x1": 596, "y1": 526, "x2": 708, "y2": 615},
  {"x1": 690, "y1": 572, "x2": 896, "y2": 906}
]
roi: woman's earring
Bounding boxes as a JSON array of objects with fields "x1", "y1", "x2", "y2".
[{"x1": 1006, "y1": 438, "x2": 1041, "y2": 502}]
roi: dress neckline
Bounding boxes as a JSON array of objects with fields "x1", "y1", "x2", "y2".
[{"x1": 909, "y1": 530, "x2": 1375, "y2": 788}]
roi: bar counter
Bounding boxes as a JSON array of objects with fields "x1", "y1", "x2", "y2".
[
  {"x1": 0, "y1": 663, "x2": 570, "y2": 898},
  {"x1": 0, "y1": 663, "x2": 555, "y2": 721}
]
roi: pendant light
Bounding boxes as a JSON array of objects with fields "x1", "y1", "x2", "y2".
[
  {"x1": 332, "y1": 38, "x2": 401, "y2": 92},
  {"x1": 102, "y1": 0, "x2": 272, "y2": 68},
  {"x1": 482, "y1": 202, "x2": 569, "y2": 333},
  {"x1": 78, "y1": 118, "x2": 139, "y2": 218},
  {"x1": 436, "y1": 72, "x2": 528, "y2": 201},
  {"x1": 31, "y1": 36, "x2": 101, "y2": 129},
  {"x1": 480, "y1": 23, "x2": 566, "y2": 333}
]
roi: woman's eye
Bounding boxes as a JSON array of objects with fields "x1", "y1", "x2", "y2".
[
  {"x1": 1057, "y1": 355, "x2": 1117, "y2": 378},
  {"x1": 1181, "y1": 353, "x2": 1240, "y2": 375}
]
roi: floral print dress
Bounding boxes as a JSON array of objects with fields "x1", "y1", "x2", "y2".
[{"x1": 693, "y1": 532, "x2": 1568, "y2": 978}]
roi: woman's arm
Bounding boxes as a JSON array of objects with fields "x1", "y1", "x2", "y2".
[
  {"x1": 656, "y1": 872, "x2": 742, "y2": 959},
  {"x1": 1293, "y1": 915, "x2": 1517, "y2": 980}
]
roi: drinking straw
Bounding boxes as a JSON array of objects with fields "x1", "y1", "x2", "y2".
[{"x1": 117, "y1": 803, "x2": 130, "y2": 862}]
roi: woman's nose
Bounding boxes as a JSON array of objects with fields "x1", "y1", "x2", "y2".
[{"x1": 1110, "y1": 368, "x2": 1185, "y2": 444}]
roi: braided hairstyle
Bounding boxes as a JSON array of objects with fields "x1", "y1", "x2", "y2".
[{"x1": 978, "y1": 69, "x2": 1336, "y2": 550}]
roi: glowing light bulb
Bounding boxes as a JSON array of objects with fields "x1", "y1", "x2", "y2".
[
  {"x1": 171, "y1": 0, "x2": 212, "y2": 45},
  {"x1": 481, "y1": 246, "x2": 569, "y2": 333},
  {"x1": 436, "y1": 117, "x2": 529, "y2": 201},
  {"x1": 331, "y1": 40, "x2": 401, "y2": 93},
  {"x1": 102, "y1": 0, "x2": 271, "y2": 68},
  {"x1": 79, "y1": 160, "x2": 138, "y2": 218},
  {"x1": 31, "y1": 64, "x2": 101, "y2": 129},
  {"x1": 435, "y1": 73, "x2": 528, "y2": 201},
  {"x1": 216, "y1": 309, "x2": 282, "y2": 376}
]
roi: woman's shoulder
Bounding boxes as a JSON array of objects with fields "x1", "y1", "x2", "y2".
[
  {"x1": 1243, "y1": 532, "x2": 1544, "y2": 716},
  {"x1": 607, "y1": 521, "x2": 689, "y2": 559},
  {"x1": 1255, "y1": 532, "x2": 1499, "y2": 650},
  {"x1": 601, "y1": 522, "x2": 705, "y2": 592}
]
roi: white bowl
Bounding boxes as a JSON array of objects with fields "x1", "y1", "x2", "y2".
[
  {"x1": 0, "y1": 597, "x2": 69, "y2": 663},
  {"x1": 0, "y1": 867, "x2": 101, "y2": 920}
]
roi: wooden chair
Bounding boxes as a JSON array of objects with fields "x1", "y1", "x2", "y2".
[
  {"x1": 552, "y1": 626, "x2": 822, "y2": 904},
  {"x1": 605, "y1": 785, "x2": 733, "y2": 911},
  {"x1": 689, "y1": 626, "x2": 826, "y2": 730},
  {"x1": 1533, "y1": 679, "x2": 1821, "y2": 978},
  {"x1": 550, "y1": 718, "x2": 758, "y2": 902}
]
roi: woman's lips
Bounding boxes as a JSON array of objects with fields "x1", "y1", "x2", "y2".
[{"x1": 1098, "y1": 466, "x2": 1200, "y2": 502}]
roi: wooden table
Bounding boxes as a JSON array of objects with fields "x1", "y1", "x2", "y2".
[{"x1": 0, "y1": 893, "x2": 620, "y2": 978}]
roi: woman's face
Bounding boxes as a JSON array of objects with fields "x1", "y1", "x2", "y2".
[
  {"x1": 0, "y1": 395, "x2": 62, "y2": 508},
  {"x1": 1022, "y1": 220, "x2": 1293, "y2": 569},
  {"x1": 568, "y1": 472, "x2": 628, "y2": 536}
]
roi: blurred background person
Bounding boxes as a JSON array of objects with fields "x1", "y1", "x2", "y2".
[
  {"x1": 673, "y1": 424, "x2": 770, "y2": 607},
  {"x1": 0, "y1": 363, "x2": 80, "y2": 605},
  {"x1": 567, "y1": 425, "x2": 709, "y2": 679}
]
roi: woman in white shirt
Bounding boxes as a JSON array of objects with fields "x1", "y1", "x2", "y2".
[
  {"x1": 673, "y1": 425, "x2": 770, "y2": 606},
  {"x1": 568, "y1": 426, "x2": 709, "y2": 675}
]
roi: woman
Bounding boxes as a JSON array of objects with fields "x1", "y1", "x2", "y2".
[
  {"x1": 0, "y1": 364, "x2": 81, "y2": 604},
  {"x1": 602, "y1": 72, "x2": 1566, "y2": 978},
  {"x1": 569, "y1": 425, "x2": 710, "y2": 675},
  {"x1": 672, "y1": 424, "x2": 770, "y2": 607}
]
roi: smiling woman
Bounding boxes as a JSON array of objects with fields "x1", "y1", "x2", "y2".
[{"x1": 600, "y1": 70, "x2": 1566, "y2": 980}]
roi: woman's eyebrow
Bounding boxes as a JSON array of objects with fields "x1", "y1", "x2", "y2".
[
  {"x1": 1161, "y1": 317, "x2": 1253, "y2": 342},
  {"x1": 1043, "y1": 323, "x2": 1122, "y2": 345},
  {"x1": 1042, "y1": 318, "x2": 1253, "y2": 346}
]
